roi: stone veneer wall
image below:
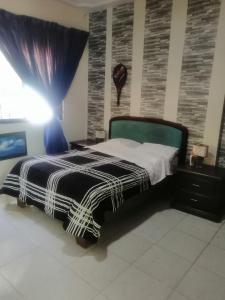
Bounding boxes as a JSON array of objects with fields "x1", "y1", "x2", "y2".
[
  {"x1": 177, "y1": 0, "x2": 221, "y2": 153},
  {"x1": 140, "y1": 0, "x2": 172, "y2": 118},
  {"x1": 88, "y1": 10, "x2": 107, "y2": 138},
  {"x1": 111, "y1": 2, "x2": 134, "y2": 117},
  {"x1": 87, "y1": 0, "x2": 223, "y2": 161}
]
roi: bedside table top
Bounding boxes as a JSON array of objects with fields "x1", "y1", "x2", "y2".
[
  {"x1": 177, "y1": 164, "x2": 225, "y2": 180},
  {"x1": 70, "y1": 139, "x2": 96, "y2": 146}
]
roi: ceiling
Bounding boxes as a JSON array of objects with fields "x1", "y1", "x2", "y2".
[{"x1": 61, "y1": 0, "x2": 127, "y2": 8}]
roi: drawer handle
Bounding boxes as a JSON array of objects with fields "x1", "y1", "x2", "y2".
[
  {"x1": 192, "y1": 183, "x2": 200, "y2": 188},
  {"x1": 190, "y1": 198, "x2": 198, "y2": 202}
]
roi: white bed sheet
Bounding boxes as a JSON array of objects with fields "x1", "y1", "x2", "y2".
[{"x1": 89, "y1": 140, "x2": 178, "y2": 185}]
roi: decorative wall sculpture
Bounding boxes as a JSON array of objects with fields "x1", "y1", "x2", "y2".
[{"x1": 112, "y1": 63, "x2": 127, "y2": 106}]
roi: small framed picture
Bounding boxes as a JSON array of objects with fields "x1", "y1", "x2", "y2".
[{"x1": 0, "y1": 131, "x2": 27, "y2": 160}]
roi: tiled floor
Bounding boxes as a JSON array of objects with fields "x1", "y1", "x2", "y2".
[{"x1": 0, "y1": 194, "x2": 225, "y2": 300}]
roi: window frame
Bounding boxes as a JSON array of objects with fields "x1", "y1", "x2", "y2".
[{"x1": 0, "y1": 118, "x2": 27, "y2": 124}]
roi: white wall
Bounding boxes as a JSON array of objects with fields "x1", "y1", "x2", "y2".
[{"x1": 0, "y1": 0, "x2": 88, "y2": 183}]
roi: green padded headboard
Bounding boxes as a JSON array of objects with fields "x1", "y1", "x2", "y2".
[{"x1": 109, "y1": 116, "x2": 188, "y2": 164}]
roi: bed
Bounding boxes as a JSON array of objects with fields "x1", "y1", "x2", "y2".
[{"x1": 1, "y1": 116, "x2": 188, "y2": 247}]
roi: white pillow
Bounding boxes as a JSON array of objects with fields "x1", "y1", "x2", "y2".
[
  {"x1": 107, "y1": 138, "x2": 141, "y2": 148},
  {"x1": 139, "y1": 143, "x2": 178, "y2": 159}
]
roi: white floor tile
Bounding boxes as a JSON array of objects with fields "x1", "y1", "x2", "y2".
[
  {"x1": 99, "y1": 232, "x2": 153, "y2": 263},
  {"x1": 168, "y1": 291, "x2": 189, "y2": 300},
  {"x1": 0, "y1": 219, "x2": 17, "y2": 242},
  {"x1": 103, "y1": 266, "x2": 171, "y2": 300},
  {"x1": 93, "y1": 295, "x2": 109, "y2": 300},
  {"x1": 211, "y1": 224, "x2": 225, "y2": 250},
  {"x1": 196, "y1": 245, "x2": 225, "y2": 278},
  {"x1": 30, "y1": 267, "x2": 97, "y2": 300},
  {"x1": 0, "y1": 274, "x2": 24, "y2": 300},
  {"x1": 0, "y1": 233, "x2": 36, "y2": 267},
  {"x1": 0, "y1": 248, "x2": 62, "y2": 290},
  {"x1": 161, "y1": 209, "x2": 187, "y2": 219},
  {"x1": 68, "y1": 247, "x2": 129, "y2": 291},
  {"x1": 0, "y1": 248, "x2": 97, "y2": 300},
  {"x1": 0, "y1": 248, "x2": 59, "y2": 278},
  {"x1": 177, "y1": 265, "x2": 225, "y2": 300},
  {"x1": 158, "y1": 230, "x2": 206, "y2": 262},
  {"x1": 134, "y1": 245, "x2": 191, "y2": 288},
  {"x1": 1, "y1": 197, "x2": 225, "y2": 300},
  {"x1": 0, "y1": 203, "x2": 37, "y2": 230},
  {"x1": 0, "y1": 195, "x2": 16, "y2": 211},
  {"x1": 134, "y1": 210, "x2": 185, "y2": 242},
  {"x1": 0, "y1": 197, "x2": 65, "y2": 240},
  {"x1": 176, "y1": 215, "x2": 220, "y2": 242},
  {"x1": 41, "y1": 230, "x2": 88, "y2": 265},
  {"x1": 18, "y1": 216, "x2": 66, "y2": 246}
]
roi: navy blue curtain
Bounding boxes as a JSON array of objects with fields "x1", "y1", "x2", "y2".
[{"x1": 0, "y1": 9, "x2": 88, "y2": 154}]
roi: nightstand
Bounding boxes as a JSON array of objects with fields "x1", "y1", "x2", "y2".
[
  {"x1": 172, "y1": 164, "x2": 225, "y2": 222},
  {"x1": 70, "y1": 139, "x2": 96, "y2": 150}
]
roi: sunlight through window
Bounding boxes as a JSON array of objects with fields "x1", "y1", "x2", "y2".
[{"x1": 0, "y1": 51, "x2": 53, "y2": 124}]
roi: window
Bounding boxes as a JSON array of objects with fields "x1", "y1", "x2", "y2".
[{"x1": 0, "y1": 51, "x2": 53, "y2": 124}]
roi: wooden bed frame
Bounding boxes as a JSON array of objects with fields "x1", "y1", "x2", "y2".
[{"x1": 17, "y1": 116, "x2": 188, "y2": 248}]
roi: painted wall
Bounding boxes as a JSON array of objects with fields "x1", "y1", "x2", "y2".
[
  {"x1": 0, "y1": 0, "x2": 88, "y2": 183},
  {"x1": 88, "y1": 0, "x2": 225, "y2": 165}
]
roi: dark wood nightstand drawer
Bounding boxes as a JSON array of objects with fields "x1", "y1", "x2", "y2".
[
  {"x1": 176, "y1": 173, "x2": 217, "y2": 196},
  {"x1": 175, "y1": 189, "x2": 221, "y2": 213},
  {"x1": 173, "y1": 164, "x2": 225, "y2": 222}
]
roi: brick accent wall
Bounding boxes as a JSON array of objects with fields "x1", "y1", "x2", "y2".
[
  {"x1": 88, "y1": 10, "x2": 107, "y2": 139},
  {"x1": 140, "y1": 0, "x2": 172, "y2": 118},
  {"x1": 177, "y1": 0, "x2": 221, "y2": 153},
  {"x1": 111, "y1": 2, "x2": 134, "y2": 117}
]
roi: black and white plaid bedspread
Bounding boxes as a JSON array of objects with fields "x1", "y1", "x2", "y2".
[{"x1": 2, "y1": 149, "x2": 150, "y2": 241}]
